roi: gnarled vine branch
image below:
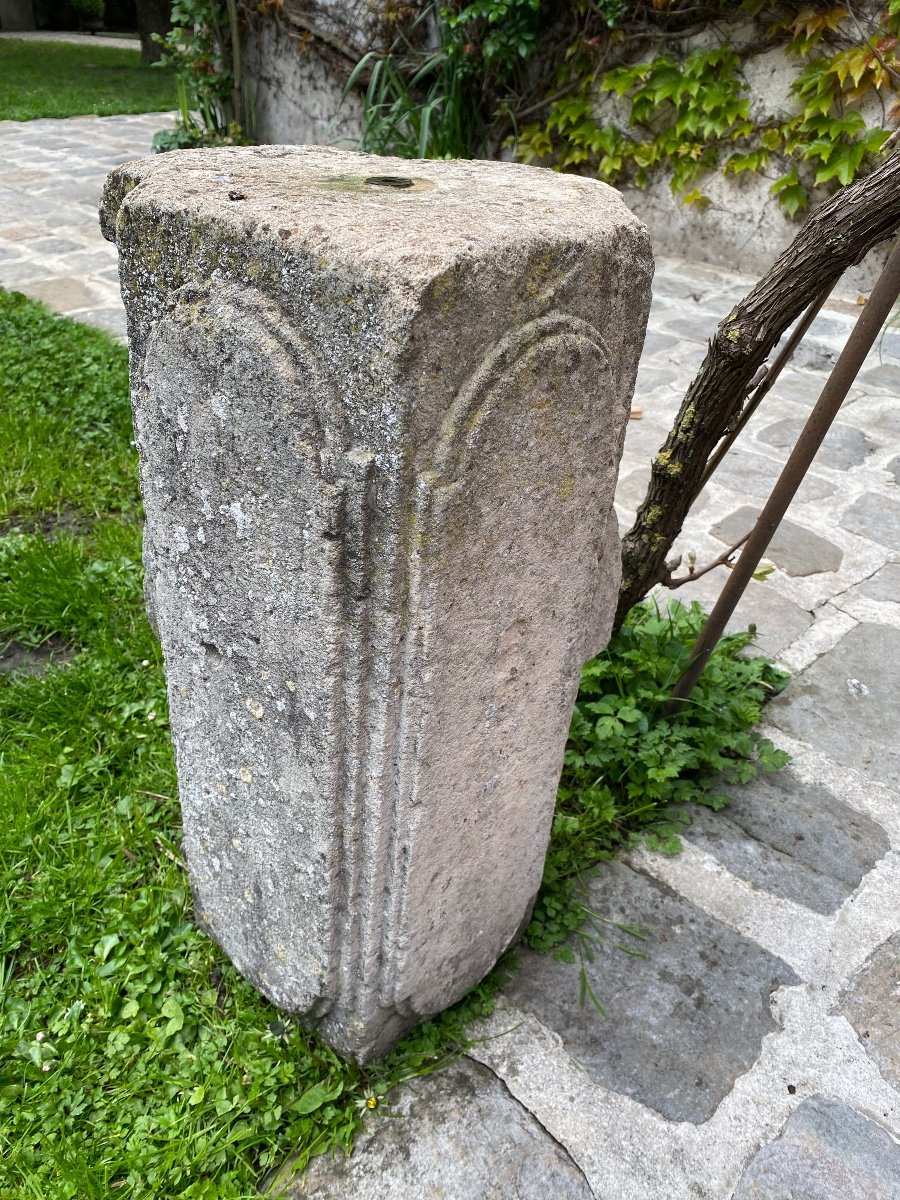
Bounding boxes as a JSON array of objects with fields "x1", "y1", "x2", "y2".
[{"x1": 615, "y1": 146, "x2": 900, "y2": 628}]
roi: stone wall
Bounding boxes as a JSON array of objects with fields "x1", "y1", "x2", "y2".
[
  {"x1": 607, "y1": 25, "x2": 890, "y2": 294},
  {"x1": 242, "y1": 0, "x2": 365, "y2": 149},
  {"x1": 0, "y1": 0, "x2": 35, "y2": 30}
]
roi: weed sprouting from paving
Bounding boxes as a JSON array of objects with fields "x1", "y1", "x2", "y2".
[
  {"x1": 0, "y1": 289, "x2": 788, "y2": 1195},
  {"x1": 526, "y1": 600, "x2": 789, "y2": 957}
]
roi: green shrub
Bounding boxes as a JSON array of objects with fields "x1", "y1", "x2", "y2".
[{"x1": 72, "y1": 0, "x2": 105, "y2": 23}]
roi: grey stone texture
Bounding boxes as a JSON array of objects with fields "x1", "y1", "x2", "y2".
[
  {"x1": 684, "y1": 771, "x2": 889, "y2": 915},
  {"x1": 669, "y1": 573, "x2": 813, "y2": 658},
  {"x1": 243, "y1": 12, "x2": 364, "y2": 149},
  {"x1": 840, "y1": 492, "x2": 900, "y2": 550},
  {"x1": 721, "y1": 448, "x2": 835, "y2": 503},
  {"x1": 275, "y1": 1059, "x2": 593, "y2": 1199},
  {"x1": 862, "y1": 364, "x2": 900, "y2": 392},
  {"x1": 5, "y1": 112, "x2": 900, "y2": 1194},
  {"x1": 756, "y1": 417, "x2": 876, "y2": 470},
  {"x1": 858, "y1": 562, "x2": 900, "y2": 602},
  {"x1": 769, "y1": 623, "x2": 900, "y2": 790},
  {"x1": 732, "y1": 1095, "x2": 900, "y2": 1200},
  {"x1": 101, "y1": 145, "x2": 652, "y2": 1060},
  {"x1": 502, "y1": 862, "x2": 799, "y2": 1123},
  {"x1": 839, "y1": 933, "x2": 900, "y2": 1091},
  {"x1": 711, "y1": 506, "x2": 844, "y2": 576},
  {"x1": 0, "y1": 112, "x2": 169, "y2": 336}
]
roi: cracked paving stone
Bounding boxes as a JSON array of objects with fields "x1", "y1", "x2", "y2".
[
  {"x1": 857, "y1": 561, "x2": 900, "y2": 602},
  {"x1": 837, "y1": 932, "x2": 900, "y2": 1091},
  {"x1": 840, "y1": 492, "x2": 900, "y2": 551},
  {"x1": 756, "y1": 417, "x2": 876, "y2": 470},
  {"x1": 711, "y1": 506, "x2": 843, "y2": 577},
  {"x1": 16, "y1": 276, "x2": 100, "y2": 312},
  {"x1": 684, "y1": 770, "x2": 888, "y2": 915},
  {"x1": 502, "y1": 862, "x2": 799, "y2": 1124},
  {"x1": 731, "y1": 1094, "x2": 900, "y2": 1200},
  {"x1": 27, "y1": 236, "x2": 85, "y2": 256},
  {"x1": 660, "y1": 313, "x2": 721, "y2": 344},
  {"x1": 272, "y1": 1059, "x2": 593, "y2": 1200},
  {"x1": 641, "y1": 328, "x2": 679, "y2": 356},
  {"x1": 769, "y1": 623, "x2": 900, "y2": 790},
  {"x1": 73, "y1": 307, "x2": 128, "y2": 340}
]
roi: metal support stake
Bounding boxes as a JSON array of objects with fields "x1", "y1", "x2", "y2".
[{"x1": 668, "y1": 240, "x2": 900, "y2": 710}]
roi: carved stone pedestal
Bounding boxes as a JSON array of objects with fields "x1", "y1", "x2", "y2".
[{"x1": 101, "y1": 146, "x2": 651, "y2": 1060}]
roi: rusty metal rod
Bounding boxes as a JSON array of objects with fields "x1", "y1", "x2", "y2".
[
  {"x1": 698, "y1": 285, "x2": 832, "y2": 492},
  {"x1": 668, "y1": 239, "x2": 900, "y2": 710}
]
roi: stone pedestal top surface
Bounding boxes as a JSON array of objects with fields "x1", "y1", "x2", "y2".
[{"x1": 100, "y1": 144, "x2": 643, "y2": 284}]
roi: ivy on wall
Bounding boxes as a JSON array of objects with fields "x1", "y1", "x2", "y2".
[
  {"x1": 344, "y1": 1, "x2": 900, "y2": 217},
  {"x1": 517, "y1": 1, "x2": 900, "y2": 214}
]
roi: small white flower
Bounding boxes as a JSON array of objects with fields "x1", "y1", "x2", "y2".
[
  {"x1": 41, "y1": 1063, "x2": 51, "y2": 1072},
  {"x1": 141, "y1": 659, "x2": 150, "y2": 667},
  {"x1": 34, "y1": 1032, "x2": 45, "y2": 1043},
  {"x1": 147, "y1": 711, "x2": 157, "y2": 722}
]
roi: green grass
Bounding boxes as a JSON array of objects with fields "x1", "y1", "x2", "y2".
[
  {"x1": 0, "y1": 289, "x2": 502, "y2": 1197},
  {"x1": 0, "y1": 38, "x2": 176, "y2": 120},
  {"x1": 0, "y1": 292, "x2": 138, "y2": 524},
  {"x1": 0, "y1": 286, "x2": 789, "y2": 1196}
]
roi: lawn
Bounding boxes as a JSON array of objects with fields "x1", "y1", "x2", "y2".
[
  {"x1": 0, "y1": 288, "x2": 787, "y2": 1196},
  {"x1": 0, "y1": 38, "x2": 176, "y2": 121}
]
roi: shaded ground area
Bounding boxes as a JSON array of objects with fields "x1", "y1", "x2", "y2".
[{"x1": 1, "y1": 114, "x2": 899, "y2": 1200}]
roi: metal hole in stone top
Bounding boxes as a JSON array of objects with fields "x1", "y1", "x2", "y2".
[{"x1": 365, "y1": 175, "x2": 415, "y2": 189}]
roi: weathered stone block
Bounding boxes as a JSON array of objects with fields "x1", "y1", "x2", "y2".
[{"x1": 100, "y1": 146, "x2": 651, "y2": 1060}]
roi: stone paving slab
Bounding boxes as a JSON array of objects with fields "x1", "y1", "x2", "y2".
[
  {"x1": 731, "y1": 1094, "x2": 900, "y2": 1200},
  {"x1": 838, "y1": 932, "x2": 900, "y2": 1091},
  {"x1": 683, "y1": 770, "x2": 889, "y2": 915},
  {"x1": 0, "y1": 111, "x2": 173, "y2": 336},
  {"x1": 278, "y1": 1059, "x2": 593, "y2": 1199},
  {"x1": 502, "y1": 862, "x2": 800, "y2": 1124},
  {"x1": 769, "y1": 623, "x2": 900, "y2": 790},
  {"x1": 0, "y1": 31, "x2": 141, "y2": 50},
  {"x1": 710, "y1": 505, "x2": 844, "y2": 577},
  {"x1": 3, "y1": 112, "x2": 900, "y2": 1200}
]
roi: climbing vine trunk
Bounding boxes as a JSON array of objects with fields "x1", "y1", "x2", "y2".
[{"x1": 615, "y1": 148, "x2": 900, "y2": 629}]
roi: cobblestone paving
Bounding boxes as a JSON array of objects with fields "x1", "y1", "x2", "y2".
[
  {"x1": 3, "y1": 115, "x2": 900, "y2": 1199},
  {"x1": 0, "y1": 111, "x2": 172, "y2": 339}
]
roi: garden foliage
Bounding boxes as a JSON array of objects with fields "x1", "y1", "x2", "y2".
[
  {"x1": 347, "y1": 1, "x2": 900, "y2": 215},
  {"x1": 527, "y1": 600, "x2": 789, "y2": 956}
]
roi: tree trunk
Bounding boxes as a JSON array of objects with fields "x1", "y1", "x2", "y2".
[
  {"x1": 135, "y1": 0, "x2": 171, "y2": 64},
  {"x1": 615, "y1": 148, "x2": 900, "y2": 629}
]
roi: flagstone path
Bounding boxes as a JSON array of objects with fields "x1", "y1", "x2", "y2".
[{"x1": 2, "y1": 112, "x2": 899, "y2": 1200}]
